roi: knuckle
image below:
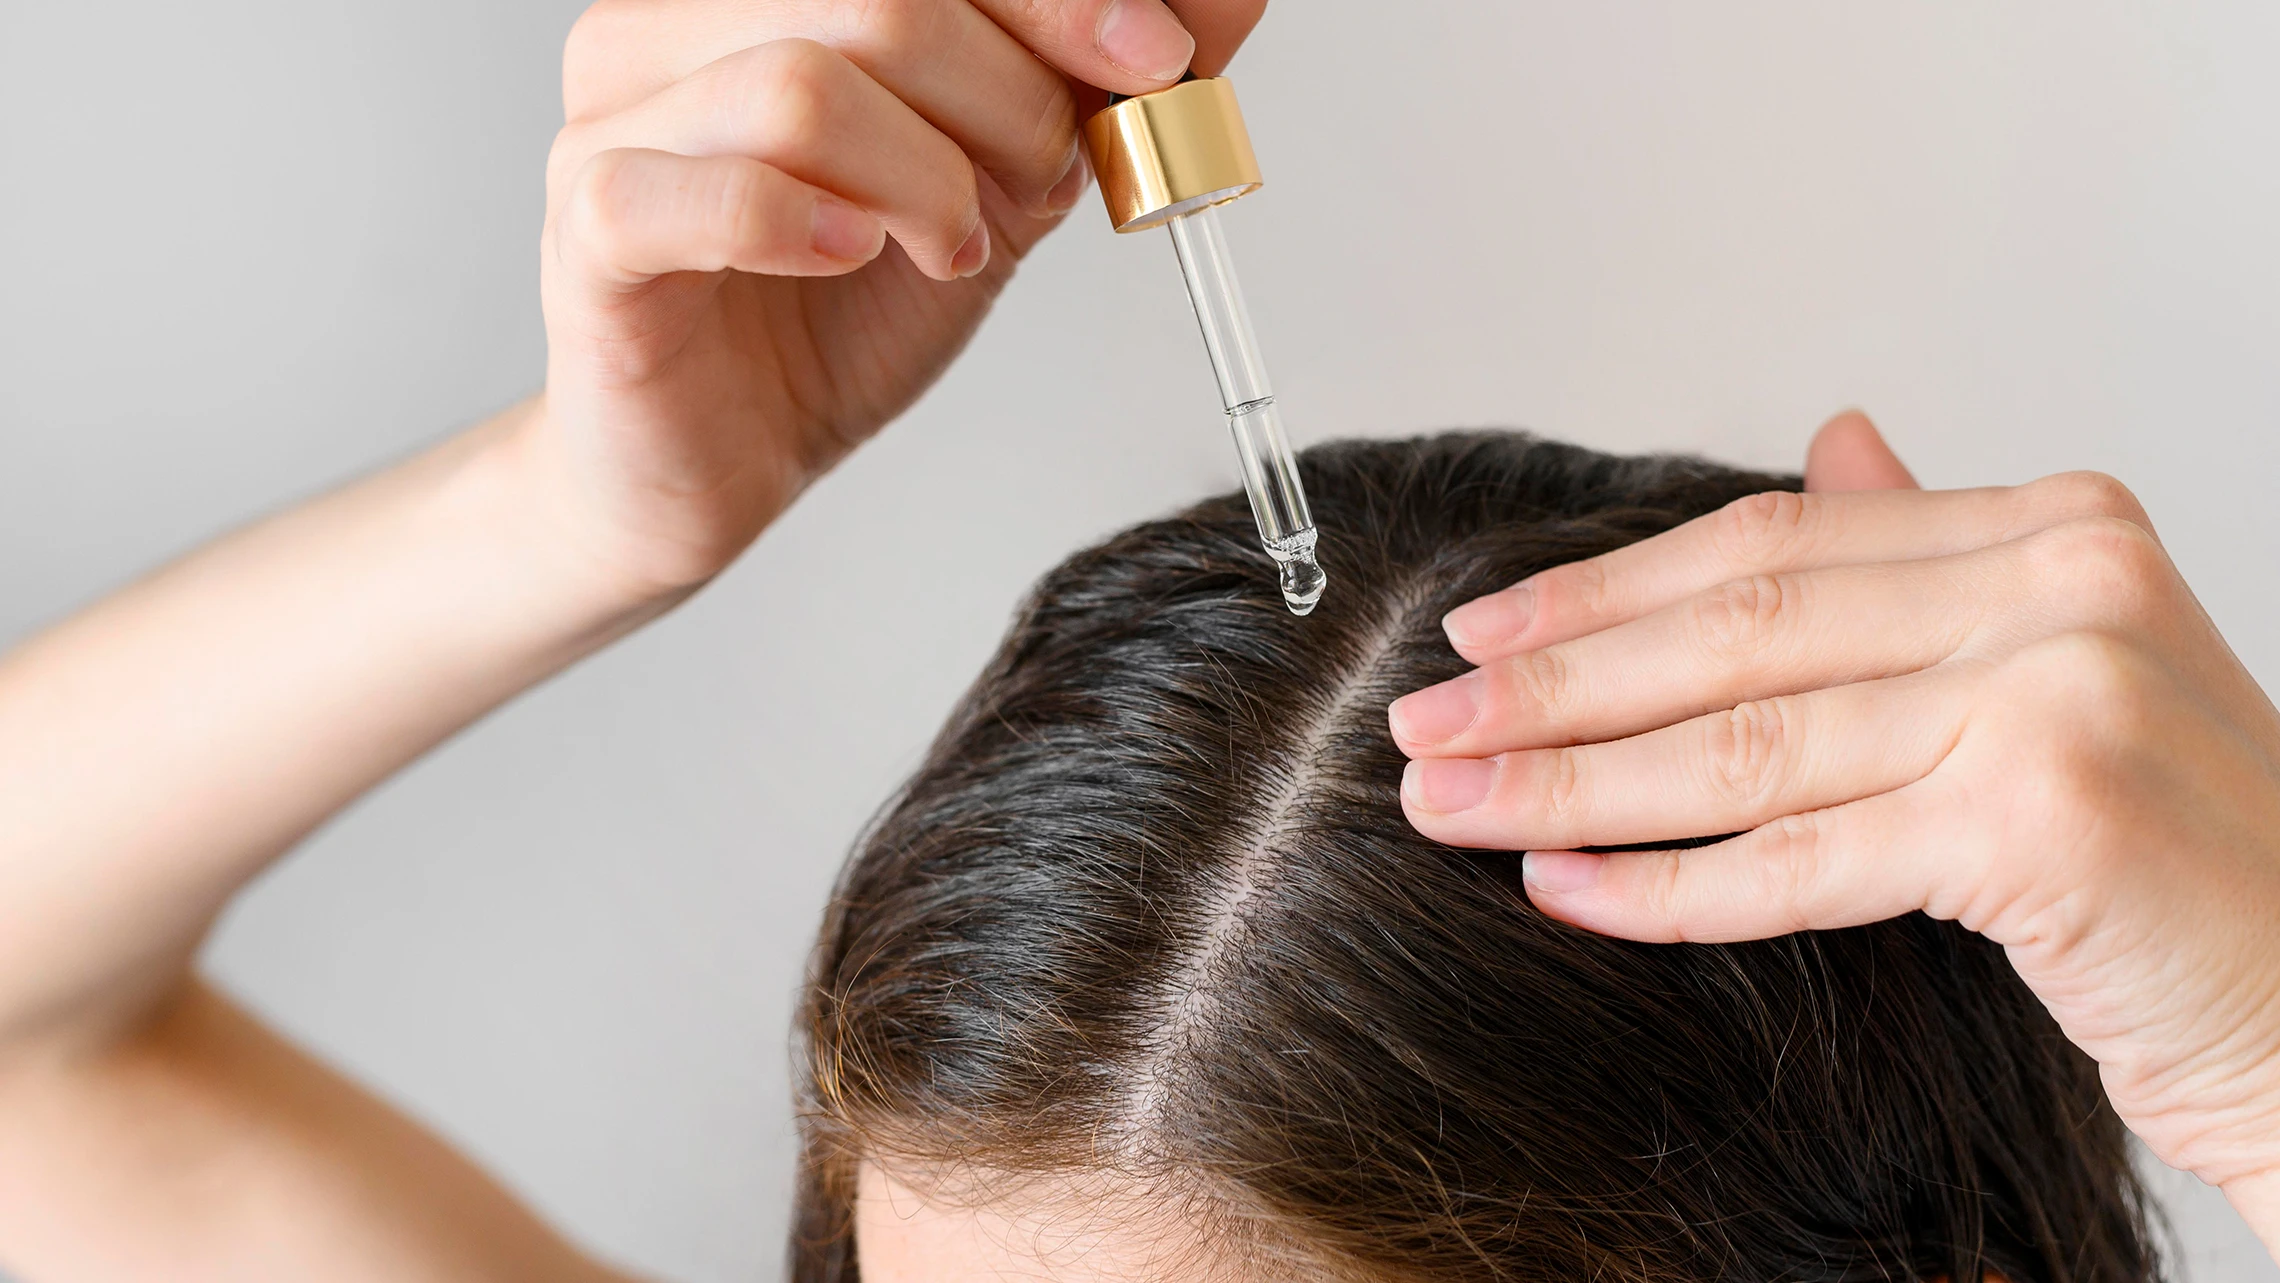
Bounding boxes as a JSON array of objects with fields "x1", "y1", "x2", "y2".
[
  {"x1": 749, "y1": 39, "x2": 846, "y2": 139},
  {"x1": 2029, "y1": 516, "x2": 2175, "y2": 622},
  {"x1": 2030, "y1": 470, "x2": 2151, "y2": 528},
  {"x1": 1709, "y1": 490, "x2": 1816, "y2": 568},
  {"x1": 2011, "y1": 632, "x2": 2153, "y2": 728},
  {"x1": 940, "y1": 159, "x2": 982, "y2": 233},
  {"x1": 1539, "y1": 749, "x2": 1588, "y2": 828},
  {"x1": 566, "y1": 148, "x2": 641, "y2": 251},
  {"x1": 561, "y1": 3, "x2": 633, "y2": 119},
  {"x1": 1538, "y1": 557, "x2": 1613, "y2": 625},
  {"x1": 1692, "y1": 573, "x2": 1796, "y2": 658},
  {"x1": 1993, "y1": 668, "x2": 2129, "y2": 842},
  {"x1": 1508, "y1": 646, "x2": 1581, "y2": 733},
  {"x1": 1702, "y1": 699, "x2": 1789, "y2": 810},
  {"x1": 997, "y1": 0, "x2": 1066, "y2": 39},
  {"x1": 1759, "y1": 812, "x2": 1829, "y2": 933},
  {"x1": 1637, "y1": 853, "x2": 1689, "y2": 931},
  {"x1": 1018, "y1": 79, "x2": 1081, "y2": 176},
  {"x1": 1994, "y1": 636, "x2": 2160, "y2": 827}
]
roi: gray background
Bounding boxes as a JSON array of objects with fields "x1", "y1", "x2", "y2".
[{"x1": 3, "y1": 1, "x2": 2277, "y2": 1280}]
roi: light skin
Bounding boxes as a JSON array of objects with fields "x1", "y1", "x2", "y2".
[
  {"x1": 0, "y1": 0, "x2": 1262, "y2": 1277},
  {"x1": 0, "y1": 2, "x2": 2271, "y2": 1281},
  {"x1": 1390, "y1": 412, "x2": 2280, "y2": 1256}
]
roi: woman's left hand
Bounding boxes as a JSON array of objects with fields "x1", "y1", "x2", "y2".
[{"x1": 1389, "y1": 412, "x2": 2280, "y2": 1243}]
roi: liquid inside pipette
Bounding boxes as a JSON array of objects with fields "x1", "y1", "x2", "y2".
[
  {"x1": 1165, "y1": 204, "x2": 1326, "y2": 617},
  {"x1": 1267, "y1": 529, "x2": 1327, "y2": 616}
]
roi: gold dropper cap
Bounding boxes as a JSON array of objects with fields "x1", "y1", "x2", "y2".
[{"x1": 1082, "y1": 77, "x2": 1263, "y2": 233}]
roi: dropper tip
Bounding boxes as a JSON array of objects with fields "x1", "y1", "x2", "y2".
[{"x1": 1278, "y1": 551, "x2": 1327, "y2": 616}]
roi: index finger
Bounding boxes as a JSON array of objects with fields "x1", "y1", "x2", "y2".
[{"x1": 1441, "y1": 474, "x2": 2158, "y2": 667}]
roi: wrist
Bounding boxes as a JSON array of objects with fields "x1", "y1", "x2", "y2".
[
  {"x1": 458, "y1": 397, "x2": 705, "y2": 636},
  {"x1": 482, "y1": 393, "x2": 782, "y2": 620}
]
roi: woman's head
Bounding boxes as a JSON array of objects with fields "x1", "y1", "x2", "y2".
[{"x1": 793, "y1": 432, "x2": 2156, "y2": 1282}]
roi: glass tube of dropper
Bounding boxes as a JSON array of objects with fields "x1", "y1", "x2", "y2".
[{"x1": 1164, "y1": 203, "x2": 1328, "y2": 616}]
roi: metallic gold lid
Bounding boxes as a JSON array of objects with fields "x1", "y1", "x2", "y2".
[{"x1": 1082, "y1": 77, "x2": 1263, "y2": 233}]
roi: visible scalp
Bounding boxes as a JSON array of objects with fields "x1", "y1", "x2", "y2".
[{"x1": 792, "y1": 431, "x2": 2157, "y2": 1283}]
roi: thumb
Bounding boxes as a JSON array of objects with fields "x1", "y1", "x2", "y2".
[{"x1": 1804, "y1": 410, "x2": 1920, "y2": 493}]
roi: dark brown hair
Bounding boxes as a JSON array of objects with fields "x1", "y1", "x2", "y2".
[{"x1": 791, "y1": 432, "x2": 2158, "y2": 1281}]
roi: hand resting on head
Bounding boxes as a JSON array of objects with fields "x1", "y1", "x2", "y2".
[{"x1": 1395, "y1": 413, "x2": 2280, "y2": 1255}]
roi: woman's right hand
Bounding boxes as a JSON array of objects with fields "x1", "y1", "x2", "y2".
[
  {"x1": 4, "y1": 10, "x2": 1267, "y2": 1276},
  {"x1": 526, "y1": 0, "x2": 1267, "y2": 601}
]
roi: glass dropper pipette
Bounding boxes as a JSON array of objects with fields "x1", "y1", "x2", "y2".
[
  {"x1": 1164, "y1": 205, "x2": 1325, "y2": 614},
  {"x1": 1084, "y1": 77, "x2": 1327, "y2": 616}
]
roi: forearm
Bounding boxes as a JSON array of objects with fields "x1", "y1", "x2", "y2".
[{"x1": 0, "y1": 399, "x2": 665, "y2": 1056}]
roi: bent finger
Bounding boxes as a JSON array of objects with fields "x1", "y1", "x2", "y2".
[
  {"x1": 1444, "y1": 472, "x2": 2160, "y2": 665},
  {"x1": 554, "y1": 148, "x2": 886, "y2": 288},
  {"x1": 555, "y1": 40, "x2": 986, "y2": 281},
  {"x1": 1518, "y1": 786, "x2": 1945, "y2": 944},
  {"x1": 1401, "y1": 664, "x2": 1981, "y2": 852},
  {"x1": 567, "y1": 0, "x2": 1084, "y2": 219}
]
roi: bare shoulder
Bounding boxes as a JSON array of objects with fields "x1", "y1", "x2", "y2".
[{"x1": 0, "y1": 981, "x2": 646, "y2": 1283}]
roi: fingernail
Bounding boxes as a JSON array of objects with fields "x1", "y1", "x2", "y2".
[
  {"x1": 950, "y1": 219, "x2": 991, "y2": 278},
  {"x1": 1388, "y1": 672, "x2": 1483, "y2": 747},
  {"x1": 1403, "y1": 758, "x2": 1497, "y2": 814},
  {"x1": 1096, "y1": 0, "x2": 1195, "y2": 82},
  {"x1": 1522, "y1": 850, "x2": 1604, "y2": 894},
  {"x1": 1045, "y1": 145, "x2": 1092, "y2": 215},
  {"x1": 1443, "y1": 584, "x2": 1534, "y2": 653},
  {"x1": 810, "y1": 197, "x2": 882, "y2": 262}
]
